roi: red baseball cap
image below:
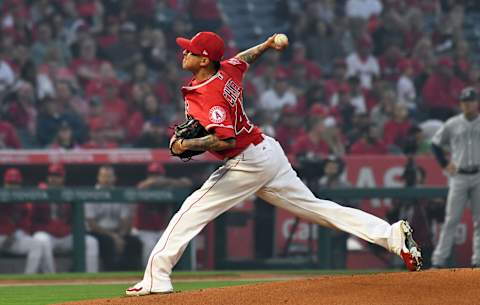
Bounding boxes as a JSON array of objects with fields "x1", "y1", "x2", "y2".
[
  {"x1": 176, "y1": 31, "x2": 225, "y2": 62},
  {"x1": 48, "y1": 163, "x2": 65, "y2": 177},
  {"x1": 148, "y1": 162, "x2": 165, "y2": 175},
  {"x1": 4, "y1": 168, "x2": 22, "y2": 184}
]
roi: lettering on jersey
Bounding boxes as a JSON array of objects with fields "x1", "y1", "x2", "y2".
[
  {"x1": 223, "y1": 78, "x2": 242, "y2": 107},
  {"x1": 227, "y1": 58, "x2": 242, "y2": 66},
  {"x1": 208, "y1": 106, "x2": 227, "y2": 124}
]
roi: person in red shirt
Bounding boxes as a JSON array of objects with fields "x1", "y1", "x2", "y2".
[
  {"x1": 274, "y1": 105, "x2": 306, "y2": 154},
  {"x1": 0, "y1": 119, "x2": 21, "y2": 149},
  {"x1": 350, "y1": 124, "x2": 388, "y2": 155},
  {"x1": 127, "y1": 32, "x2": 422, "y2": 296},
  {"x1": 324, "y1": 58, "x2": 348, "y2": 101},
  {"x1": 0, "y1": 168, "x2": 51, "y2": 273},
  {"x1": 383, "y1": 103, "x2": 412, "y2": 150},
  {"x1": 421, "y1": 56, "x2": 465, "y2": 120},
  {"x1": 30, "y1": 163, "x2": 99, "y2": 273},
  {"x1": 290, "y1": 119, "x2": 330, "y2": 163},
  {"x1": 133, "y1": 162, "x2": 192, "y2": 267},
  {"x1": 99, "y1": 78, "x2": 128, "y2": 143}
]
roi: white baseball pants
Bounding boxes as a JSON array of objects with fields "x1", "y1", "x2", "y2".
[
  {"x1": 0, "y1": 230, "x2": 50, "y2": 273},
  {"x1": 142, "y1": 136, "x2": 403, "y2": 291},
  {"x1": 432, "y1": 172, "x2": 480, "y2": 266},
  {"x1": 32, "y1": 232, "x2": 99, "y2": 273}
]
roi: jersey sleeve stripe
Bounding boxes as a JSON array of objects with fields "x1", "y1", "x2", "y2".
[{"x1": 206, "y1": 123, "x2": 234, "y2": 130}]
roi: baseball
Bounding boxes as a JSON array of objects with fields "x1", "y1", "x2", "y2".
[{"x1": 274, "y1": 34, "x2": 289, "y2": 48}]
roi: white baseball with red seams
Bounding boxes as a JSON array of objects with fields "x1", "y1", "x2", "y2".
[
  {"x1": 274, "y1": 33, "x2": 288, "y2": 48},
  {"x1": 126, "y1": 32, "x2": 421, "y2": 297}
]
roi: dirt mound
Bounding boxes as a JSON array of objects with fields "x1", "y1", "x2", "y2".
[{"x1": 57, "y1": 269, "x2": 480, "y2": 305}]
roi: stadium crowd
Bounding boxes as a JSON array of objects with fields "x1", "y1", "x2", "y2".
[
  {"x1": 0, "y1": 0, "x2": 477, "y2": 161},
  {"x1": 1, "y1": 0, "x2": 480, "y2": 272}
]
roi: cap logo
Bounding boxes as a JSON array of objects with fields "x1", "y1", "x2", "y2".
[
  {"x1": 202, "y1": 50, "x2": 208, "y2": 56},
  {"x1": 209, "y1": 106, "x2": 226, "y2": 123}
]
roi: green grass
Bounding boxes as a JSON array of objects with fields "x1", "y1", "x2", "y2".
[
  {"x1": 0, "y1": 269, "x2": 397, "y2": 305},
  {"x1": 0, "y1": 280, "x2": 265, "y2": 305},
  {"x1": 0, "y1": 269, "x2": 393, "y2": 281}
]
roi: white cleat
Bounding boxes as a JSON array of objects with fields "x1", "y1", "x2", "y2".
[{"x1": 125, "y1": 280, "x2": 173, "y2": 296}]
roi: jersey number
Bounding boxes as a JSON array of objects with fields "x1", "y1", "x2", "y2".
[
  {"x1": 234, "y1": 93, "x2": 253, "y2": 135},
  {"x1": 223, "y1": 78, "x2": 253, "y2": 135}
]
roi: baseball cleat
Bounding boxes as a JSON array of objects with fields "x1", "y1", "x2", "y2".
[
  {"x1": 399, "y1": 220, "x2": 422, "y2": 271},
  {"x1": 125, "y1": 280, "x2": 173, "y2": 296}
]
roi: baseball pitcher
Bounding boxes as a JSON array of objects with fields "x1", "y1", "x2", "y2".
[{"x1": 126, "y1": 32, "x2": 422, "y2": 296}]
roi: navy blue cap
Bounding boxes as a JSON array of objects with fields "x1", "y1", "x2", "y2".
[{"x1": 459, "y1": 87, "x2": 478, "y2": 102}]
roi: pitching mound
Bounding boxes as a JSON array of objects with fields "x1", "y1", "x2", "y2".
[{"x1": 59, "y1": 269, "x2": 480, "y2": 305}]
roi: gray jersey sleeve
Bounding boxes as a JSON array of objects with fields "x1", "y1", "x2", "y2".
[{"x1": 431, "y1": 121, "x2": 451, "y2": 147}]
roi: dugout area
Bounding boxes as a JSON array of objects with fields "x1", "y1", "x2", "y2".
[{"x1": 0, "y1": 269, "x2": 479, "y2": 305}]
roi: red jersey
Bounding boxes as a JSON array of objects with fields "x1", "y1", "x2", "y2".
[
  {"x1": 0, "y1": 203, "x2": 32, "y2": 235},
  {"x1": 134, "y1": 203, "x2": 172, "y2": 231},
  {"x1": 181, "y1": 58, "x2": 263, "y2": 159}
]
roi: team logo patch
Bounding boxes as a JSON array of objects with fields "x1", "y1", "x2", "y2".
[{"x1": 209, "y1": 106, "x2": 227, "y2": 123}]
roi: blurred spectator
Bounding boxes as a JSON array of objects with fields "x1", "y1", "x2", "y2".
[
  {"x1": 0, "y1": 116, "x2": 21, "y2": 149},
  {"x1": 331, "y1": 76, "x2": 367, "y2": 114},
  {"x1": 383, "y1": 103, "x2": 412, "y2": 151},
  {"x1": 54, "y1": 80, "x2": 89, "y2": 119},
  {"x1": 48, "y1": 121, "x2": 78, "y2": 150},
  {"x1": 141, "y1": 29, "x2": 168, "y2": 72},
  {"x1": 370, "y1": 89, "x2": 395, "y2": 133},
  {"x1": 0, "y1": 168, "x2": 50, "y2": 273},
  {"x1": 350, "y1": 124, "x2": 388, "y2": 154},
  {"x1": 346, "y1": 35, "x2": 380, "y2": 89},
  {"x1": 103, "y1": 21, "x2": 142, "y2": 73},
  {"x1": 421, "y1": 56, "x2": 464, "y2": 120},
  {"x1": 259, "y1": 71, "x2": 297, "y2": 121},
  {"x1": 304, "y1": 20, "x2": 343, "y2": 72},
  {"x1": 85, "y1": 165, "x2": 142, "y2": 271},
  {"x1": 31, "y1": 164, "x2": 99, "y2": 273},
  {"x1": 98, "y1": 78, "x2": 128, "y2": 143},
  {"x1": 35, "y1": 97, "x2": 87, "y2": 146},
  {"x1": 134, "y1": 118, "x2": 169, "y2": 148},
  {"x1": 291, "y1": 118, "x2": 331, "y2": 162},
  {"x1": 70, "y1": 37, "x2": 104, "y2": 89},
  {"x1": 275, "y1": 105, "x2": 306, "y2": 154},
  {"x1": 6, "y1": 81, "x2": 37, "y2": 139},
  {"x1": 324, "y1": 59, "x2": 348, "y2": 101},
  {"x1": 133, "y1": 162, "x2": 192, "y2": 267},
  {"x1": 329, "y1": 84, "x2": 356, "y2": 132},
  {"x1": 0, "y1": 47, "x2": 15, "y2": 96},
  {"x1": 345, "y1": 0, "x2": 383, "y2": 20},
  {"x1": 378, "y1": 45, "x2": 404, "y2": 82},
  {"x1": 187, "y1": 0, "x2": 222, "y2": 32},
  {"x1": 396, "y1": 59, "x2": 417, "y2": 111},
  {"x1": 30, "y1": 21, "x2": 71, "y2": 66}
]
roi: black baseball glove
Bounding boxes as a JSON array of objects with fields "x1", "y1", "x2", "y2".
[{"x1": 169, "y1": 118, "x2": 208, "y2": 160}]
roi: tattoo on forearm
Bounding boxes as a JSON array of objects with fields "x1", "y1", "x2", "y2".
[
  {"x1": 235, "y1": 43, "x2": 268, "y2": 64},
  {"x1": 184, "y1": 135, "x2": 235, "y2": 151}
]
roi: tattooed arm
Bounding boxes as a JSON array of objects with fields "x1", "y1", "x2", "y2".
[
  {"x1": 234, "y1": 34, "x2": 288, "y2": 64},
  {"x1": 171, "y1": 135, "x2": 236, "y2": 154}
]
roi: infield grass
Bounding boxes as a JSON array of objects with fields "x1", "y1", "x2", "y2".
[{"x1": 0, "y1": 269, "x2": 396, "y2": 305}]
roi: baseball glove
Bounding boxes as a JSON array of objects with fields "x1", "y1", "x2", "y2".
[{"x1": 170, "y1": 118, "x2": 208, "y2": 160}]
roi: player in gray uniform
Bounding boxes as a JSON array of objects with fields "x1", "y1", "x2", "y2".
[{"x1": 431, "y1": 86, "x2": 480, "y2": 268}]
